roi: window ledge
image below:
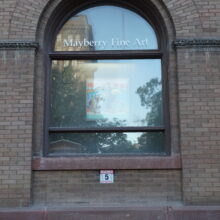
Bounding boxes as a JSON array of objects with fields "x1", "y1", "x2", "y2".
[{"x1": 32, "y1": 155, "x2": 181, "y2": 170}]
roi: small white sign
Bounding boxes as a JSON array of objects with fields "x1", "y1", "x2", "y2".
[{"x1": 100, "y1": 170, "x2": 114, "y2": 184}]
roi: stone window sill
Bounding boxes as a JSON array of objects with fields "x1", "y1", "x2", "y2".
[{"x1": 32, "y1": 154, "x2": 181, "y2": 170}]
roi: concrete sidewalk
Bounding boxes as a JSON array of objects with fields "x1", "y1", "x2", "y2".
[{"x1": 0, "y1": 205, "x2": 220, "y2": 220}]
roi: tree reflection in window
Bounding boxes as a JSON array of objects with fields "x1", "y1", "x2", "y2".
[
  {"x1": 50, "y1": 64, "x2": 164, "y2": 155},
  {"x1": 137, "y1": 78, "x2": 164, "y2": 153}
]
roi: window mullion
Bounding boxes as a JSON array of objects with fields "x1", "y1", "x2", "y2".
[
  {"x1": 49, "y1": 127, "x2": 165, "y2": 133},
  {"x1": 49, "y1": 50, "x2": 162, "y2": 60}
]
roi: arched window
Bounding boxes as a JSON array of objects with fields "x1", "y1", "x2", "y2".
[{"x1": 45, "y1": 5, "x2": 169, "y2": 156}]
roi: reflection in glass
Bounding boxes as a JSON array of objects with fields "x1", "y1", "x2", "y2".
[
  {"x1": 50, "y1": 59, "x2": 163, "y2": 128},
  {"x1": 49, "y1": 132, "x2": 165, "y2": 155},
  {"x1": 55, "y1": 6, "x2": 158, "y2": 51}
]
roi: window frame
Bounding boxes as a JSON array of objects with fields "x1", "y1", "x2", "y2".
[{"x1": 44, "y1": 1, "x2": 170, "y2": 157}]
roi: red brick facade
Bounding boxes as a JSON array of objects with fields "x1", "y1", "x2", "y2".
[{"x1": 1, "y1": 0, "x2": 220, "y2": 219}]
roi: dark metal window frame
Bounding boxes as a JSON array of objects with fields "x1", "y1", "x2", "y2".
[{"x1": 43, "y1": 0, "x2": 170, "y2": 157}]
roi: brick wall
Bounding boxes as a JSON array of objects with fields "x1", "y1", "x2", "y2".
[
  {"x1": 1, "y1": 0, "x2": 220, "y2": 41},
  {"x1": 194, "y1": 0, "x2": 220, "y2": 36},
  {"x1": 0, "y1": 0, "x2": 48, "y2": 40},
  {"x1": 33, "y1": 170, "x2": 181, "y2": 206},
  {"x1": 163, "y1": 0, "x2": 220, "y2": 37},
  {"x1": 1, "y1": 0, "x2": 220, "y2": 209},
  {"x1": 177, "y1": 48, "x2": 220, "y2": 204},
  {"x1": 0, "y1": 49, "x2": 35, "y2": 207}
]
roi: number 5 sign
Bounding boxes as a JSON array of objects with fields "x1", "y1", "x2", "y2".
[{"x1": 100, "y1": 170, "x2": 114, "y2": 184}]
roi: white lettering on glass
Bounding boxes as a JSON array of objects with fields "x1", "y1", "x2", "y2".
[
  {"x1": 63, "y1": 39, "x2": 106, "y2": 48},
  {"x1": 63, "y1": 38, "x2": 149, "y2": 49},
  {"x1": 134, "y1": 38, "x2": 149, "y2": 47},
  {"x1": 111, "y1": 38, "x2": 131, "y2": 48}
]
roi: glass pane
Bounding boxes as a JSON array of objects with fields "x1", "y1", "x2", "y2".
[
  {"x1": 49, "y1": 132, "x2": 165, "y2": 155},
  {"x1": 54, "y1": 6, "x2": 158, "y2": 51},
  {"x1": 50, "y1": 59, "x2": 163, "y2": 128}
]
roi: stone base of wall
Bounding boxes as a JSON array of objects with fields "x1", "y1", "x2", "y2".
[{"x1": 1, "y1": 206, "x2": 220, "y2": 220}]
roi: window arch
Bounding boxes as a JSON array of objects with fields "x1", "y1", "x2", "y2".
[{"x1": 45, "y1": 3, "x2": 169, "y2": 156}]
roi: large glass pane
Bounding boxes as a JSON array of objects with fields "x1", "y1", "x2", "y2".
[
  {"x1": 49, "y1": 132, "x2": 165, "y2": 155},
  {"x1": 50, "y1": 59, "x2": 163, "y2": 128},
  {"x1": 55, "y1": 6, "x2": 158, "y2": 51}
]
